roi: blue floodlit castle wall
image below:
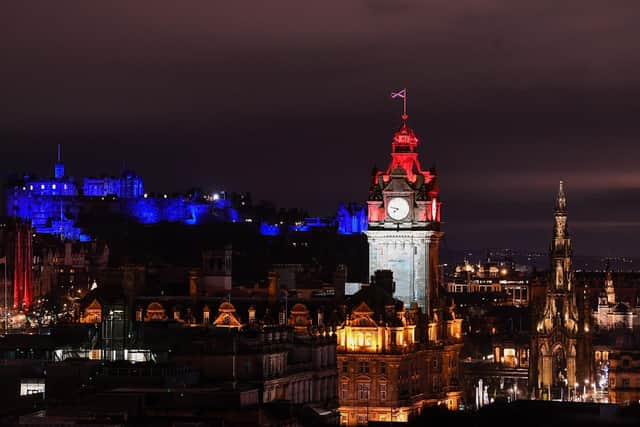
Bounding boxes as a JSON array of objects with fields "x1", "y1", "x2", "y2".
[
  {"x1": 5, "y1": 158, "x2": 240, "y2": 240},
  {"x1": 6, "y1": 155, "x2": 365, "y2": 241},
  {"x1": 83, "y1": 172, "x2": 144, "y2": 199},
  {"x1": 259, "y1": 203, "x2": 367, "y2": 236}
]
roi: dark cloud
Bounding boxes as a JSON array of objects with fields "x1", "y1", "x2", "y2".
[{"x1": 2, "y1": 1, "x2": 640, "y2": 255}]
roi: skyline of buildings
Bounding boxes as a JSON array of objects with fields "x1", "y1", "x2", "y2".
[{"x1": 0, "y1": 109, "x2": 639, "y2": 425}]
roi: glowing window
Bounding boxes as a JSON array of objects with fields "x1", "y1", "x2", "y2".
[{"x1": 20, "y1": 379, "x2": 45, "y2": 396}]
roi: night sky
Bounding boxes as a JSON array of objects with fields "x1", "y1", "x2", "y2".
[{"x1": 3, "y1": 2, "x2": 640, "y2": 256}]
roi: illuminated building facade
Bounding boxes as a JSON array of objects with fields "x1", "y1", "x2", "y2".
[
  {"x1": 0, "y1": 217, "x2": 34, "y2": 310},
  {"x1": 336, "y1": 278, "x2": 463, "y2": 426},
  {"x1": 447, "y1": 260, "x2": 531, "y2": 306},
  {"x1": 365, "y1": 113, "x2": 441, "y2": 311},
  {"x1": 593, "y1": 265, "x2": 640, "y2": 330},
  {"x1": 530, "y1": 182, "x2": 592, "y2": 400}
]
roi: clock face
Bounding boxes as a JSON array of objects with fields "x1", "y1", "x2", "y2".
[{"x1": 387, "y1": 197, "x2": 410, "y2": 220}]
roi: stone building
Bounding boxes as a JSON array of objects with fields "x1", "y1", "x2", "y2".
[
  {"x1": 336, "y1": 274, "x2": 463, "y2": 425},
  {"x1": 138, "y1": 299, "x2": 339, "y2": 408},
  {"x1": 593, "y1": 264, "x2": 640, "y2": 331},
  {"x1": 530, "y1": 182, "x2": 593, "y2": 400},
  {"x1": 365, "y1": 111, "x2": 441, "y2": 312},
  {"x1": 607, "y1": 332, "x2": 640, "y2": 404},
  {"x1": 337, "y1": 111, "x2": 462, "y2": 425}
]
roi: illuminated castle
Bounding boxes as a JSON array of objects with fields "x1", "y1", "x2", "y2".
[
  {"x1": 6, "y1": 146, "x2": 366, "y2": 241},
  {"x1": 5, "y1": 146, "x2": 238, "y2": 240}
]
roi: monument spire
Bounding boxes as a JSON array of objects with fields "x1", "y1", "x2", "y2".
[{"x1": 556, "y1": 180, "x2": 566, "y2": 212}]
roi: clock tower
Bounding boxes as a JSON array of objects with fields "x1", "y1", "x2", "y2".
[{"x1": 365, "y1": 113, "x2": 441, "y2": 314}]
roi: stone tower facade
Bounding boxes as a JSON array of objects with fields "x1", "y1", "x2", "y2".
[
  {"x1": 530, "y1": 181, "x2": 592, "y2": 399},
  {"x1": 365, "y1": 113, "x2": 441, "y2": 314}
]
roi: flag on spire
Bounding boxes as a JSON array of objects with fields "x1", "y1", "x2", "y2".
[
  {"x1": 390, "y1": 89, "x2": 406, "y2": 99},
  {"x1": 391, "y1": 88, "x2": 408, "y2": 117}
]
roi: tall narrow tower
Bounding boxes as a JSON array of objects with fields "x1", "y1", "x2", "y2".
[
  {"x1": 604, "y1": 260, "x2": 616, "y2": 305},
  {"x1": 364, "y1": 112, "x2": 441, "y2": 315},
  {"x1": 54, "y1": 144, "x2": 65, "y2": 179},
  {"x1": 530, "y1": 181, "x2": 592, "y2": 399}
]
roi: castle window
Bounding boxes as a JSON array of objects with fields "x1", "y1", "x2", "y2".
[
  {"x1": 359, "y1": 361, "x2": 369, "y2": 374},
  {"x1": 622, "y1": 378, "x2": 630, "y2": 388},
  {"x1": 379, "y1": 383, "x2": 387, "y2": 401},
  {"x1": 342, "y1": 362, "x2": 349, "y2": 374},
  {"x1": 622, "y1": 359, "x2": 630, "y2": 368}
]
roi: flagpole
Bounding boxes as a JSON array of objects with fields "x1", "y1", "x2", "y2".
[{"x1": 403, "y1": 88, "x2": 407, "y2": 117}]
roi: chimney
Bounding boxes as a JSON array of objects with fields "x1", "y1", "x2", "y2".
[{"x1": 373, "y1": 270, "x2": 395, "y2": 295}]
